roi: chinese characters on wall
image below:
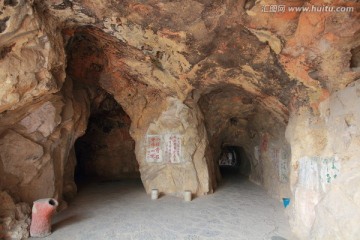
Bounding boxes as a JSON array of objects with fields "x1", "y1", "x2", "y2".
[
  {"x1": 164, "y1": 135, "x2": 182, "y2": 163},
  {"x1": 146, "y1": 134, "x2": 182, "y2": 163},
  {"x1": 278, "y1": 149, "x2": 289, "y2": 183},
  {"x1": 146, "y1": 135, "x2": 162, "y2": 163},
  {"x1": 269, "y1": 146, "x2": 290, "y2": 183}
]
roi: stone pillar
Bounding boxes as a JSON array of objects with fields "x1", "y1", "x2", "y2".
[{"x1": 135, "y1": 97, "x2": 212, "y2": 197}]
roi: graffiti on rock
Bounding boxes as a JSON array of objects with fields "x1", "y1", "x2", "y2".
[
  {"x1": 298, "y1": 156, "x2": 341, "y2": 192},
  {"x1": 319, "y1": 156, "x2": 340, "y2": 191}
]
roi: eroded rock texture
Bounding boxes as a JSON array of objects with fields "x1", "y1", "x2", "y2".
[
  {"x1": 0, "y1": 0, "x2": 359, "y2": 239},
  {"x1": 0, "y1": 191, "x2": 31, "y2": 240}
]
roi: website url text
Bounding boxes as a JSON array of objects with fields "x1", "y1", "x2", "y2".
[{"x1": 262, "y1": 5, "x2": 355, "y2": 13}]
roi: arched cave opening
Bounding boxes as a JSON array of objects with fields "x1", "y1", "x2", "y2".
[
  {"x1": 63, "y1": 27, "x2": 140, "y2": 195},
  {"x1": 198, "y1": 85, "x2": 291, "y2": 196},
  {"x1": 74, "y1": 92, "x2": 139, "y2": 187}
]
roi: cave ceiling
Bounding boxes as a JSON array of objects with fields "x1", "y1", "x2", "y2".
[{"x1": 15, "y1": 0, "x2": 360, "y2": 122}]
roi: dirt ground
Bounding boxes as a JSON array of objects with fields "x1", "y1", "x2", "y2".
[{"x1": 35, "y1": 176, "x2": 295, "y2": 240}]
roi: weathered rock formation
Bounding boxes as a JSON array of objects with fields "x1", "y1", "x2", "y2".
[
  {"x1": 0, "y1": 191, "x2": 31, "y2": 240},
  {"x1": 286, "y1": 81, "x2": 360, "y2": 239},
  {"x1": 0, "y1": 0, "x2": 359, "y2": 239}
]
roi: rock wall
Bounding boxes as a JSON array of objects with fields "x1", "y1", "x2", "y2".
[
  {"x1": 0, "y1": 0, "x2": 79, "y2": 205},
  {"x1": 286, "y1": 80, "x2": 360, "y2": 239},
  {"x1": 0, "y1": 80, "x2": 90, "y2": 203},
  {"x1": 0, "y1": 191, "x2": 31, "y2": 240},
  {"x1": 137, "y1": 97, "x2": 213, "y2": 196},
  {"x1": 0, "y1": 0, "x2": 66, "y2": 113},
  {"x1": 236, "y1": 147, "x2": 251, "y2": 176},
  {"x1": 246, "y1": 110, "x2": 292, "y2": 199}
]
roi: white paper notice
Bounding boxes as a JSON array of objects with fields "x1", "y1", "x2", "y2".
[{"x1": 164, "y1": 134, "x2": 182, "y2": 163}]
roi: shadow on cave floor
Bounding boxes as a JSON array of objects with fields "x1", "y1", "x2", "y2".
[
  {"x1": 217, "y1": 166, "x2": 250, "y2": 190},
  {"x1": 74, "y1": 173, "x2": 141, "y2": 193}
]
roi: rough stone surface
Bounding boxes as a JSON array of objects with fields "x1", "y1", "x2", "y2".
[
  {"x1": 0, "y1": 191, "x2": 31, "y2": 240},
  {"x1": 0, "y1": 130, "x2": 44, "y2": 185},
  {"x1": 20, "y1": 101, "x2": 60, "y2": 138},
  {"x1": 0, "y1": 0, "x2": 65, "y2": 113},
  {"x1": 286, "y1": 80, "x2": 360, "y2": 239},
  {"x1": 139, "y1": 97, "x2": 212, "y2": 196}
]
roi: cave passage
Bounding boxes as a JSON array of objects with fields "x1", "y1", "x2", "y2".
[
  {"x1": 74, "y1": 93, "x2": 139, "y2": 187},
  {"x1": 197, "y1": 85, "x2": 291, "y2": 195},
  {"x1": 219, "y1": 145, "x2": 251, "y2": 177},
  {"x1": 64, "y1": 28, "x2": 140, "y2": 189}
]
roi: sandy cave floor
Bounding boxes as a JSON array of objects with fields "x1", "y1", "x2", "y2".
[{"x1": 34, "y1": 176, "x2": 295, "y2": 240}]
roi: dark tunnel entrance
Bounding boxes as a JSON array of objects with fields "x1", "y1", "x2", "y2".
[
  {"x1": 74, "y1": 92, "x2": 140, "y2": 187},
  {"x1": 63, "y1": 27, "x2": 140, "y2": 194},
  {"x1": 219, "y1": 145, "x2": 251, "y2": 177}
]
